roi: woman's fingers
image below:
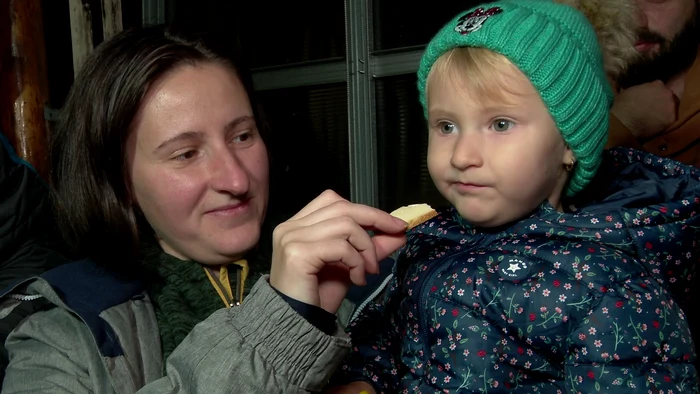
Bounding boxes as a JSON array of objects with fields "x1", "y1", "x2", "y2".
[
  {"x1": 291, "y1": 199, "x2": 407, "y2": 235},
  {"x1": 372, "y1": 232, "x2": 408, "y2": 262},
  {"x1": 277, "y1": 215, "x2": 380, "y2": 274},
  {"x1": 282, "y1": 239, "x2": 365, "y2": 278},
  {"x1": 273, "y1": 238, "x2": 368, "y2": 306},
  {"x1": 270, "y1": 189, "x2": 410, "y2": 312}
]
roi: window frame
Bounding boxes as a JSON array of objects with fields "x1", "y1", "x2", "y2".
[{"x1": 143, "y1": 0, "x2": 425, "y2": 207}]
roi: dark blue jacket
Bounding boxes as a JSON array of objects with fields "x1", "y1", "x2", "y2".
[
  {"x1": 0, "y1": 132, "x2": 68, "y2": 384},
  {"x1": 334, "y1": 148, "x2": 699, "y2": 393}
]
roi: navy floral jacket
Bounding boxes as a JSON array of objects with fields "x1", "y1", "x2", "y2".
[{"x1": 333, "y1": 148, "x2": 700, "y2": 393}]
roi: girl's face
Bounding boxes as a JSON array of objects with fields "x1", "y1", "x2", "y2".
[
  {"x1": 426, "y1": 60, "x2": 574, "y2": 228},
  {"x1": 126, "y1": 62, "x2": 269, "y2": 264}
]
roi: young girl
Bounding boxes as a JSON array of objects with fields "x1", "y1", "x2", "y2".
[{"x1": 329, "y1": 1, "x2": 700, "y2": 392}]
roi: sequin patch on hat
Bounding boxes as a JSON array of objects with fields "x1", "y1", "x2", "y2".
[{"x1": 455, "y1": 7, "x2": 503, "y2": 35}]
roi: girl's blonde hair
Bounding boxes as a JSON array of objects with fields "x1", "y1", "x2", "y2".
[{"x1": 426, "y1": 47, "x2": 533, "y2": 107}]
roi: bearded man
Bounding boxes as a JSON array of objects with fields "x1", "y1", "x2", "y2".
[{"x1": 607, "y1": 0, "x2": 700, "y2": 166}]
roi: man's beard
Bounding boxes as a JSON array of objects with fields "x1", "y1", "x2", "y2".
[{"x1": 617, "y1": 7, "x2": 700, "y2": 89}]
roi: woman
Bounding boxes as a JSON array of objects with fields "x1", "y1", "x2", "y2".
[{"x1": 0, "y1": 27, "x2": 407, "y2": 393}]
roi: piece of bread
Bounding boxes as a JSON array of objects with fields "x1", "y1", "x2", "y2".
[{"x1": 390, "y1": 203, "x2": 438, "y2": 230}]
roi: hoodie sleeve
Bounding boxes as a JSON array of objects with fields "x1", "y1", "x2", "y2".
[
  {"x1": 328, "y1": 270, "x2": 403, "y2": 394},
  {"x1": 564, "y1": 274, "x2": 697, "y2": 393},
  {"x1": 624, "y1": 156, "x2": 700, "y2": 312},
  {"x1": 622, "y1": 154, "x2": 700, "y2": 368}
]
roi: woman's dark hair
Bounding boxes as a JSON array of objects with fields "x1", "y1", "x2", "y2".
[{"x1": 50, "y1": 26, "x2": 266, "y2": 266}]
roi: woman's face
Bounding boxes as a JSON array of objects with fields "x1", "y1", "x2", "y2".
[{"x1": 126, "y1": 62, "x2": 269, "y2": 264}]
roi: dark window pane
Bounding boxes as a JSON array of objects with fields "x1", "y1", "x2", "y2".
[
  {"x1": 42, "y1": 0, "x2": 73, "y2": 109},
  {"x1": 166, "y1": 0, "x2": 346, "y2": 68},
  {"x1": 372, "y1": 0, "x2": 494, "y2": 50},
  {"x1": 122, "y1": 0, "x2": 143, "y2": 30},
  {"x1": 375, "y1": 75, "x2": 447, "y2": 212},
  {"x1": 258, "y1": 83, "x2": 350, "y2": 223}
]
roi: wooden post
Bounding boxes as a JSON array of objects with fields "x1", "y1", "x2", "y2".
[
  {"x1": 69, "y1": 0, "x2": 124, "y2": 76},
  {"x1": 68, "y1": 0, "x2": 93, "y2": 77},
  {"x1": 101, "y1": 0, "x2": 123, "y2": 41},
  {"x1": 0, "y1": 0, "x2": 51, "y2": 178}
]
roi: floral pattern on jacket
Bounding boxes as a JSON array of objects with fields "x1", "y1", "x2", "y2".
[{"x1": 334, "y1": 148, "x2": 700, "y2": 393}]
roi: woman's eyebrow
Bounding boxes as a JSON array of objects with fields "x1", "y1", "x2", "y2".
[{"x1": 154, "y1": 131, "x2": 204, "y2": 153}]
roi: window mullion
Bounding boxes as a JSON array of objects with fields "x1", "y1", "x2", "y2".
[
  {"x1": 142, "y1": 0, "x2": 165, "y2": 27},
  {"x1": 345, "y1": 0, "x2": 377, "y2": 207}
]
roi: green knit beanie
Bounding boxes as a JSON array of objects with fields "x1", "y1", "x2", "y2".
[{"x1": 417, "y1": 0, "x2": 613, "y2": 196}]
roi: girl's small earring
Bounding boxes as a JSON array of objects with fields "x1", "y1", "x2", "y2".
[{"x1": 565, "y1": 158, "x2": 576, "y2": 172}]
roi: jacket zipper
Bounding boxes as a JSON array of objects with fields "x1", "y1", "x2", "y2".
[
  {"x1": 234, "y1": 268, "x2": 241, "y2": 306},
  {"x1": 207, "y1": 266, "x2": 241, "y2": 307},
  {"x1": 350, "y1": 273, "x2": 394, "y2": 323},
  {"x1": 7, "y1": 293, "x2": 43, "y2": 301}
]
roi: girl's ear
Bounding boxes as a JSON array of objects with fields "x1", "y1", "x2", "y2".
[{"x1": 562, "y1": 145, "x2": 576, "y2": 170}]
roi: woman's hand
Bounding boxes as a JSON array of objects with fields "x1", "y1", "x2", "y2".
[{"x1": 270, "y1": 190, "x2": 407, "y2": 314}]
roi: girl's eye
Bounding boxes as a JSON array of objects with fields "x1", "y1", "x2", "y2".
[
  {"x1": 492, "y1": 119, "x2": 514, "y2": 132},
  {"x1": 439, "y1": 122, "x2": 457, "y2": 134}
]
